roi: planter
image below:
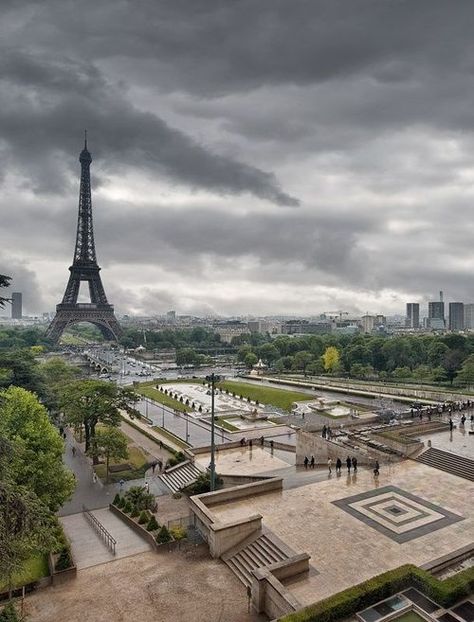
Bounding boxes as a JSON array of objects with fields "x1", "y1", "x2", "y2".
[
  {"x1": 48, "y1": 552, "x2": 77, "y2": 586},
  {"x1": 110, "y1": 504, "x2": 178, "y2": 551}
]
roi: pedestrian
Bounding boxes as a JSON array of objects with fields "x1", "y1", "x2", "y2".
[
  {"x1": 249, "y1": 438, "x2": 253, "y2": 449},
  {"x1": 310, "y1": 455, "x2": 315, "y2": 469},
  {"x1": 352, "y1": 456, "x2": 358, "y2": 472},
  {"x1": 92, "y1": 472, "x2": 97, "y2": 484},
  {"x1": 373, "y1": 460, "x2": 380, "y2": 477},
  {"x1": 151, "y1": 462, "x2": 156, "y2": 474},
  {"x1": 270, "y1": 440, "x2": 274, "y2": 450},
  {"x1": 304, "y1": 456, "x2": 309, "y2": 469},
  {"x1": 144, "y1": 481, "x2": 150, "y2": 493},
  {"x1": 119, "y1": 478, "x2": 125, "y2": 491},
  {"x1": 322, "y1": 425, "x2": 327, "y2": 439},
  {"x1": 260, "y1": 435, "x2": 264, "y2": 446},
  {"x1": 449, "y1": 417, "x2": 454, "y2": 431},
  {"x1": 336, "y1": 457, "x2": 342, "y2": 474},
  {"x1": 159, "y1": 440, "x2": 163, "y2": 449},
  {"x1": 158, "y1": 459, "x2": 163, "y2": 472},
  {"x1": 327, "y1": 426, "x2": 332, "y2": 440},
  {"x1": 346, "y1": 456, "x2": 351, "y2": 473},
  {"x1": 327, "y1": 457, "x2": 332, "y2": 474},
  {"x1": 461, "y1": 415, "x2": 466, "y2": 426},
  {"x1": 71, "y1": 445, "x2": 76, "y2": 457},
  {"x1": 471, "y1": 414, "x2": 474, "y2": 423}
]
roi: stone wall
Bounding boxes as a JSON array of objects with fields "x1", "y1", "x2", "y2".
[{"x1": 296, "y1": 430, "x2": 394, "y2": 466}]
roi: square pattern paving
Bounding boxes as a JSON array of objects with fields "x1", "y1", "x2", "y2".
[{"x1": 332, "y1": 485, "x2": 464, "y2": 543}]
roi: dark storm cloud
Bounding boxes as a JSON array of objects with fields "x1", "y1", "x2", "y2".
[
  {"x1": 3, "y1": 0, "x2": 474, "y2": 314},
  {"x1": 0, "y1": 255, "x2": 45, "y2": 314},
  {"x1": 0, "y1": 51, "x2": 298, "y2": 205}
]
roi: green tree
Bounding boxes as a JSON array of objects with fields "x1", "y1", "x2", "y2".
[
  {"x1": 243, "y1": 352, "x2": 258, "y2": 369},
  {"x1": 322, "y1": 346, "x2": 340, "y2": 373},
  {"x1": 0, "y1": 275, "x2": 11, "y2": 310},
  {"x1": 292, "y1": 351, "x2": 313, "y2": 375},
  {"x1": 88, "y1": 426, "x2": 129, "y2": 484},
  {"x1": 176, "y1": 347, "x2": 199, "y2": 366},
  {"x1": 40, "y1": 358, "x2": 80, "y2": 414},
  {"x1": 0, "y1": 349, "x2": 46, "y2": 397},
  {"x1": 0, "y1": 481, "x2": 56, "y2": 600},
  {"x1": 442, "y1": 350, "x2": 465, "y2": 385},
  {"x1": 456, "y1": 354, "x2": 474, "y2": 387},
  {"x1": 0, "y1": 387, "x2": 75, "y2": 511},
  {"x1": 60, "y1": 380, "x2": 139, "y2": 456},
  {"x1": 257, "y1": 343, "x2": 280, "y2": 365}
]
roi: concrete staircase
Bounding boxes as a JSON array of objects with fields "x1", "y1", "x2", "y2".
[
  {"x1": 415, "y1": 447, "x2": 474, "y2": 482},
  {"x1": 159, "y1": 460, "x2": 202, "y2": 493},
  {"x1": 222, "y1": 531, "x2": 290, "y2": 587}
]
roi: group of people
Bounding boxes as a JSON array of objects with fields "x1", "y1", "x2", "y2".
[
  {"x1": 303, "y1": 455, "x2": 316, "y2": 469},
  {"x1": 321, "y1": 425, "x2": 332, "y2": 440},
  {"x1": 326, "y1": 455, "x2": 359, "y2": 474}
]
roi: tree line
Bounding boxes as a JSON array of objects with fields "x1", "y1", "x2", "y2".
[{"x1": 234, "y1": 332, "x2": 474, "y2": 386}]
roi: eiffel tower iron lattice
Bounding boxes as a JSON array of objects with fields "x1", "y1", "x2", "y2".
[{"x1": 46, "y1": 135, "x2": 122, "y2": 342}]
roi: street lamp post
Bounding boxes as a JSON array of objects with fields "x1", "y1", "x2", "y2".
[
  {"x1": 206, "y1": 373, "x2": 221, "y2": 491},
  {"x1": 162, "y1": 403, "x2": 165, "y2": 428}
]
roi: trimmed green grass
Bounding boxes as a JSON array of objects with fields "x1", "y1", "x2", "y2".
[
  {"x1": 135, "y1": 385, "x2": 190, "y2": 413},
  {"x1": 151, "y1": 426, "x2": 190, "y2": 449},
  {"x1": 215, "y1": 417, "x2": 240, "y2": 432},
  {"x1": 94, "y1": 444, "x2": 149, "y2": 483},
  {"x1": 217, "y1": 380, "x2": 313, "y2": 412},
  {"x1": 0, "y1": 553, "x2": 49, "y2": 591}
]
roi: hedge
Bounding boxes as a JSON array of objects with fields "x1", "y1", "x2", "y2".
[{"x1": 279, "y1": 564, "x2": 474, "y2": 622}]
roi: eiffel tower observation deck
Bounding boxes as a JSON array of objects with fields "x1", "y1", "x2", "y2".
[{"x1": 46, "y1": 135, "x2": 122, "y2": 342}]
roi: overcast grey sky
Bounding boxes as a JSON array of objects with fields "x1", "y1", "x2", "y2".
[{"x1": 2, "y1": 1, "x2": 474, "y2": 316}]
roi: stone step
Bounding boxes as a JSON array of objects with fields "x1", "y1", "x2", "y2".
[
  {"x1": 416, "y1": 448, "x2": 474, "y2": 482},
  {"x1": 224, "y1": 532, "x2": 290, "y2": 588},
  {"x1": 159, "y1": 461, "x2": 202, "y2": 493}
]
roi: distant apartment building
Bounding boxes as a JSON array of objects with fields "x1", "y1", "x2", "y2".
[
  {"x1": 247, "y1": 320, "x2": 279, "y2": 334},
  {"x1": 214, "y1": 321, "x2": 250, "y2": 343},
  {"x1": 281, "y1": 320, "x2": 332, "y2": 335},
  {"x1": 428, "y1": 301, "x2": 445, "y2": 330},
  {"x1": 448, "y1": 302, "x2": 464, "y2": 331},
  {"x1": 11, "y1": 292, "x2": 22, "y2": 319},
  {"x1": 360, "y1": 315, "x2": 375, "y2": 334},
  {"x1": 464, "y1": 304, "x2": 474, "y2": 329},
  {"x1": 406, "y1": 303, "x2": 420, "y2": 329}
]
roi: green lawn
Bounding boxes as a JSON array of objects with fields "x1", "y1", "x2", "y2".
[
  {"x1": 217, "y1": 380, "x2": 313, "y2": 412},
  {"x1": 0, "y1": 553, "x2": 49, "y2": 591},
  {"x1": 151, "y1": 426, "x2": 190, "y2": 449},
  {"x1": 94, "y1": 443, "x2": 149, "y2": 483},
  {"x1": 215, "y1": 417, "x2": 240, "y2": 432},
  {"x1": 135, "y1": 385, "x2": 190, "y2": 413}
]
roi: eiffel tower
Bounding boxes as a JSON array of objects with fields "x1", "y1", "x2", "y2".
[{"x1": 46, "y1": 134, "x2": 122, "y2": 342}]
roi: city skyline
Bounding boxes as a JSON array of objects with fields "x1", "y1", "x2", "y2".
[{"x1": 3, "y1": 2, "x2": 474, "y2": 316}]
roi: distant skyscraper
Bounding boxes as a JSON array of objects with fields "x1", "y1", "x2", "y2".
[
  {"x1": 448, "y1": 302, "x2": 464, "y2": 331},
  {"x1": 406, "y1": 303, "x2": 420, "y2": 329},
  {"x1": 464, "y1": 304, "x2": 474, "y2": 329},
  {"x1": 11, "y1": 292, "x2": 22, "y2": 319},
  {"x1": 428, "y1": 300, "x2": 445, "y2": 329}
]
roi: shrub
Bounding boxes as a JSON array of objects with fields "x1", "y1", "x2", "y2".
[
  {"x1": 170, "y1": 525, "x2": 187, "y2": 541},
  {"x1": 113, "y1": 493, "x2": 121, "y2": 505},
  {"x1": 0, "y1": 603, "x2": 20, "y2": 622},
  {"x1": 167, "y1": 451, "x2": 186, "y2": 468},
  {"x1": 156, "y1": 525, "x2": 172, "y2": 544},
  {"x1": 125, "y1": 486, "x2": 155, "y2": 511},
  {"x1": 147, "y1": 516, "x2": 159, "y2": 531},
  {"x1": 131, "y1": 506, "x2": 140, "y2": 518},
  {"x1": 279, "y1": 564, "x2": 474, "y2": 622},
  {"x1": 182, "y1": 472, "x2": 223, "y2": 495},
  {"x1": 138, "y1": 510, "x2": 150, "y2": 525},
  {"x1": 55, "y1": 547, "x2": 73, "y2": 572},
  {"x1": 122, "y1": 501, "x2": 133, "y2": 514},
  {"x1": 116, "y1": 496, "x2": 126, "y2": 509}
]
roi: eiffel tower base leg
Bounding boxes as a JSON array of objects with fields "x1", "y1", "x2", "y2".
[{"x1": 46, "y1": 305, "x2": 122, "y2": 343}]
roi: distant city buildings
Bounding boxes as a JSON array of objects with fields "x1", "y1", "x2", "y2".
[
  {"x1": 448, "y1": 302, "x2": 464, "y2": 331},
  {"x1": 11, "y1": 292, "x2": 22, "y2": 319},
  {"x1": 406, "y1": 303, "x2": 419, "y2": 329}
]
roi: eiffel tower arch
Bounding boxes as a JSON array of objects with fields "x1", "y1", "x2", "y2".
[{"x1": 46, "y1": 135, "x2": 122, "y2": 343}]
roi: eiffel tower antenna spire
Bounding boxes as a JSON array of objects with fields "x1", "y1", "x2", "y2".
[{"x1": 46, "y1": 137, "x2": 121, "y2": 343}]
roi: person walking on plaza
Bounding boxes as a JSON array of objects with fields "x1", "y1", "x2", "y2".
[
  {"x1": 71, "y1": 445, "x2": 76, "y2": 457},
  {"x1": 352, "y1": 456, "x2": 358, "y2": 472},
  {"x1": 310, "y1": 455, "x2": 315, "y2": 469},
  {"x1": 346, "y1": 456, "x2": 351, "y2": 473},
  {"x1": 449, "y1": 417, "x2": 454, "y2": 431},
  {"x1": 373, "y1": 460, "x2": 380, "y2": 477},
  {"x1": 327, "y1": 457, "x2": 332, "y2": 474},
  {"x1": 304, "y1": 456, "x2": 309, "y2": 469},
  {"x1": 336, "y1": 457, "x2": 342, "y2": 474},
  {"x1": 322, "y1": 425, "x2": 327, "y2": 439}
]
